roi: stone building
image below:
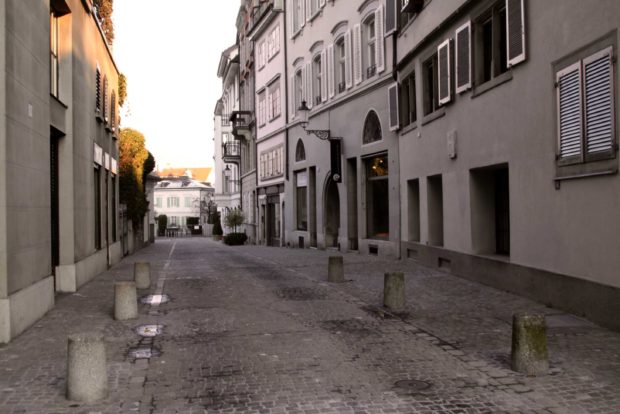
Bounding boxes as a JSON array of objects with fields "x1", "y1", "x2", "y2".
[
  {"x1": 0, "y1": 0, "x2": 122, "y2": 343},
  {"x1": 392, "y1": 0, "x2": 620, "y2": 329}
]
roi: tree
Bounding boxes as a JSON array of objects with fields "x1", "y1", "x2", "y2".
[
  {"x1": 224, "y1": 209, "x2": 245, "y2": 234},
  {"x1": 118, "y1": 73, "x2": 127, "y2": 107},
  {"x1": 119, "y1": 128, "x2": 152, "y2": 228},
  {"x1": 93, "y1": 0, "x2": 114, "y2": 45}
]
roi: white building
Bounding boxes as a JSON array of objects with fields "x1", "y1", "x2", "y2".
[
  {"x1": 249, "y1": 3, "x2": 287, "y2": 246},
  {"x1": 153, "y1": 179, "x2": 214, "y2": 235},
  {"x1": 214, "y1": 45, "x2": 242, "y2": 231}
]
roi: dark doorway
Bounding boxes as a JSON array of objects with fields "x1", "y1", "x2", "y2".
[
  {"x1": 50, "y1": 131, "x2": 61, "y2": 277},
  {"x1": 324, "y1": 177, "x2": 340, "y2": 248},
  {"x1": 266, "y1": 195, "x2": 280, "y2": 247},
  {"x1": 495, "y1": 168, "x2": 510, "y2": 255},
  {"x1": 347, "y1": 158, "x2": 358, "y2": 250}
]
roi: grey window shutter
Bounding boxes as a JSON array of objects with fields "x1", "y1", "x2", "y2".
[
  {"x1": 385, "y1": 0, "x2": 397, "y2": 36},
  {"x1": 375, "y1": 5, "x2": 385, "y2": 73},
  {"x1": 353, "y1": 24, "x2": 362, "y2": 85},
  {"x1": 327, "y1": 43, "x2": 335, "y2": 99},
  {"x1": 306, "y1": 61, "x2": 313, "y2": 108},
  {"x1": 556, "y1": 62, "x2": 583, "y2": 161},
  {"x1": 506, "y1": 0, "x2": 526, "y2": 66},
  {"x1": 388, "y1": 82, "x2": 400, "y2": 131},
  {"x1": 288, "y1": 0, "x2": 293, "y2": 37},
  {"x1": 455, "y1": 21, "x2": 471, "y2": 94},
  {"x1": 95, "y1": 67, "x2": 101, "y2": 112},
  {"x1": 321, "y1": 50, "x2": 328, "y2": 102},
  {"x1": 345, "y1": 29, "x2": 353, "y2": 89},
  {"x1": 300, "y1": 0, "x2": 306, "y2": 28},
  {"x1": 438, "y1": 39, "x2": 451, "y2": 105},
  {"x1": 305, "y1": 0, "x2": 311, "y2": 21},
  {"x1": 584, "y1": 47, "x2": 614, "y2": 156}
]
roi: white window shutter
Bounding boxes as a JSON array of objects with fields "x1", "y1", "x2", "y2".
[
  {"x1": 375, "y1": 5, "x2": 385, "y2": 73},
  {"x1": 506, "y1": 0, "x2": 526, "y2": 66},
  {"x1": 438, "y1": 39, "x2": 451, "y2": 105},
  {"x1": 302, "y1": 65, "x2": 307, "y2": 105},
  {"x1": 388, "y1": 82, "x2": 400, "y2": 131},
  {"x1": 288, "y1": 0, "x2": 294, "y2": 37},
  {"x1": 584, "y1": 47, "x2": 614, "y2": 155},
  {"x1": 455, "y1": 21, "x2": 471, "y2": 94},
  {"x1": 556, "y1": 62, "x2": 583, "y2": 160},
  {"x1": 345, "y1": 29, "x2": 353, "y2": 89},
  {"x1": 327, "y1": 43, "x2": 335, "y2": 99},
  {"x1": 353, "y1": 24, "x2": 362, "y2": 85},
  {"x1": 300, "y1": 0, "x2": 306, "y2": 28},
  {"x1": 385, "y1": 0, "x2": 397, "y2": 36},
  {"x1": 320, "y1": 0, "x2": 326, "y2": 7},
  {"x1": 321, "y1": 50, "x2": 328, "y2": 102},
  {"x1": 306, "y1": 61, "x2": 313, "y2": 108},
  {"x1": 305, "y1": 0, "x2": 311, "y2": 22},
  {"x1": 290, "y1": 75, "x2": 296, "y2": 119}
]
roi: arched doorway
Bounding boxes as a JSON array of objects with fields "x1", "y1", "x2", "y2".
[{"x1": 324, "y1": 176, "x2": 340, "y2": 248}]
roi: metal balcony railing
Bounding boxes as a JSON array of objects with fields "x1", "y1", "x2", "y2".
[
  {"x1": 338, "y1": 82, "x2": 346, "y2": 93},
  {"x1": 230, "y1": 110, "x2": 253, "y2": 138},
  {"x1": 221, "y1": 113, "x2": 231, "y2": 127},
  {"x1": 366, "y1": 65, "x2": 377, "y2": 79}
]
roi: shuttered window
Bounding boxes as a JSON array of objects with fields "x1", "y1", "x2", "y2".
[
  {"x1": 556, "y1": 47, "x2": 616, "y2": 165},
  {"x1": 437, "y1": 39, "x2": 451, "y2": 105},
  {"x1": 353, "y1": 24, "x2": 363, "y2": 85},
  {"x1": 345, "y1": 29, "x2": 353, "y2": 89},
  {"x1": 506, "y1": 0, "x2": 526, "y2": 66},
  {"x1": 321, "y1": 49, "x2": 328, "y2": 102},
  {"x1": 305, "y1": 61, "x2": 313, "y2": 108},
  {"x1": 95, "y1": 67, "x2": 102, "y2": 114},
  {"x1": 388, "y1": 83, "x2": 400, "y2": 131},
  {"x1": 375, "y1": 5, "x2": 385, "y2": 74},
  {"x1": 385, "y1": 0, "x2": 397, "y2": 36},
  {"x1": 455, "y1": 21, "x2": 472, "y2": 93},
  {"x1": 327, "y1": 44, "x2": 335, "y2": 99}
]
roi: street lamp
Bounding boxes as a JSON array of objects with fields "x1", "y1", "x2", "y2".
[{"x1": 297, "y1": 101, "x2": 343, "y2": 182}]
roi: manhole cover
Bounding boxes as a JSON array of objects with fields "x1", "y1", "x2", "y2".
[
  {"x1": 140, "y1": 294, "x2": 171, "y2": 305},
  {"x1": 128, "y1": 347, "x2": 162, "y2": 359},
  {"x1": 135, "y1": 324, "x2": 164, "y2": 337},
  {"x1": 275, "y1": 287, "x2": 327, "y2": 301},
  {"x1": 394, "y1": 379, "x2": 432, "y2": 392}
]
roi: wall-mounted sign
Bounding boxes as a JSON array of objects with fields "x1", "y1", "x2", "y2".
[
  {"x1": 111, "y1": 158, "x2": 118, "y2": 175},
  {"x1": 104, "y1": 153, "x2": 111, "y2": 170},
  {"x1": 94, "y1": 144, "x2": 103, "y2": 166},
  {"x1": 296, "y1": 170, "x2": 308, "y2": 187}
]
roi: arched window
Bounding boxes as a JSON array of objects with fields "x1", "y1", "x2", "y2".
[
  {"x1": 363, "y1": 110, "x2": 382, "y2": 144},
  {"x1": 295, "y1": 139, "x2": 306, "y2": 162}
]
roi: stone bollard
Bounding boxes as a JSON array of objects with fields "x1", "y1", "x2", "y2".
[
  {"x1": 114, "y1": 281, "x2": 138, "y2": 321},
  {"x1": 327, "y1": 256, "x2": 344, "y2": 283},
  {"x1": 66, "y1": 333, "x2": 107, "y2": 403},
  {"x1": 134, "y1": 262, "x2": 151, "y2": 290},
  {"x1": 511, "y1": 313, "x2": 549, "y2": 376},
  {"x1": 383, "y1": 272, "x2": 405, "y2": 312}
]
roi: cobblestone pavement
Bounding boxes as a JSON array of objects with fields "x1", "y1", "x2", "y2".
[{"x1": 1, "y1": 238, "x2": 619, "y2": 414}]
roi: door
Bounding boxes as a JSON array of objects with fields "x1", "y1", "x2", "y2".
[{"x1": 50, "y1": 136, "x2": 60, "y2": 278}]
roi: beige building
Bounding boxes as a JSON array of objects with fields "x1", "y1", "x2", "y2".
[
  {"x1": 0, "y1": 0, "x2": 122, "y2": 343},
  {"x1": 392, "y1": 0, "x2": 620, "y2": 330}
]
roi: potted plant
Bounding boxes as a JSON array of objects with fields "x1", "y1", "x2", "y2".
[{"x1": 223, "y1": 209, "x2": 247, "y2": 246}]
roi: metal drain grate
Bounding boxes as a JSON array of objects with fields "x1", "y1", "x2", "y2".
[
  {"x1": 135, "y1": 324, "x2": 164, "y2": 337},
  {"x1": 128, "y1": 347, "x2": 162, "y2": 359},
  {"x1": 394, "y1": 379, "x2": 432, "y2": 392},
  {"x1": 140, "y1": 294, "x2": 171, "y2": 305}
]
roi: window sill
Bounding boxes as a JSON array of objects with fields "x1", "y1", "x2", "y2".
[
  {"x1": 292, "y1": 28, "x2": 303, "y2": 40},
  {"x1": 50, "y1": 94, "x2": 68, "y2": 108},
  {"x1": 471, "y1": 71, "x2": 513, "y2": 98},
  {"x1": 554, "y1": 164, "x2": 617, "y2": 188},
  {"x1": 399, "y1": 121, "x2": 418, "y2": 136},
  {"x1": 421, "y1": 107, "x2": 446, "y2": 126}
]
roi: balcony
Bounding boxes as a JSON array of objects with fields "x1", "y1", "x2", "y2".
[
  {"x1": 230, "y1": 110, "x2": 253, "y2": 139},
  {"x1": 221, "y1": 113, "x2": 231, "y2": 127},
  {"x1": 366, "y1": 65, "x2": 377, "y2": 79},
  {"x1": 222, "y1": 141, "x2": 241, "y2": 164}
]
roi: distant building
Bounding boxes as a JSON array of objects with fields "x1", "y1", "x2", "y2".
[
  {"x1": 157, "y1": 167, "x2": 213, "y2": 185},
  {"x1": 153, "y1": 178, "x2": 214, "y2": 234},
  {"x1": 0, "y1": 0, "x2": 122, "y2": 343}
]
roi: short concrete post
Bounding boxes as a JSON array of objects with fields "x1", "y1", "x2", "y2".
[
  {"x1": 327, "y1": 256, "x2": 344, "y2": 283},
  {"x1": 384, "y1": 272, "x2": 405, "y2": 312},
  {"x1": 114, "y1": 281, "x2": 138, "y2": 321},
  {"x1": 511, "y1": 313, "x2": 549, "y2": 376},
  {"x1": 134, "y1": 262, "x2": 151, "y2": 290},
  {"x1": 66, "y1": 333, "x2": 107, "y2": 403}
]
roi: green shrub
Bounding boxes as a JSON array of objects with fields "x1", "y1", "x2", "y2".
[{"x1": 223, "y1": 232, "x2": 247, "y2": 246}]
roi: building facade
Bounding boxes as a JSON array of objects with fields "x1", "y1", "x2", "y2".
[
  {"x1": 250, "y1": 3, "x2": 287, "y2": 246},
  {"x1": 391, "y1": 0, "x2": 620, "y2": 329},
  {"x1": 153, "y1": 178, "x2": 214, "y2": 234},
  {"x1": 0, "y1": 0, "x2": 122, "y2": 343}
]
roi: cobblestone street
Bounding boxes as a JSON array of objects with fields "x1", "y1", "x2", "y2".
[{"x1": 1, "y1": 238, "x2": 619, "y2": 414}]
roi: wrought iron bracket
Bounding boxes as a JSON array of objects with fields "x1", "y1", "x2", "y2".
[{"x1": 304, "y1": 128, "x2": 342, "y2": 141}]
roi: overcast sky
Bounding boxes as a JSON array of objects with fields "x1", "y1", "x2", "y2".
[{"x1": 113, "y1": 1, "x2": 240, "y2": 171}]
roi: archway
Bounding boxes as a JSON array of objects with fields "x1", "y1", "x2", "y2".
[{"x1": 324, "y1": 176, "x2": 340, "y2": 248}]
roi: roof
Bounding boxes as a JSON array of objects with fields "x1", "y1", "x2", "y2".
[
  {"x1": 155, "y1": 179, "x2": 213, "y2": 190},
  {"x1": 157, "y1": 167, "x2": 212, "y2": 183}
]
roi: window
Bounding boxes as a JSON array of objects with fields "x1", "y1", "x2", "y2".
[
  {"x1": 184, "y1": 197, "x2": 192, "y2": 208},
  {"x1": 258, "y1": 41, "x2": 266, "y2": 69},
  {"x1": 364, "y1": 15, "x2": 377, "y2": 77},
  {"x1": 110, "y1": 92, "x2": 116, "y2": 131},
  {"x1": 269, "y1": 81, "x2": 281, "y2": 120},
  {"x1": 95, "y1": 67, "x2": 102, "y2": 114},
  {"x1": 400, "y1": 72, "x2": 417, "y2": 127},
  {"x1": 267, "y1": 25, "x2": 280, "y2": 60},
  {"x1": 155, "y1": 197, "x2": 162, "y2": 208},
  {"x1": 260, "y1": 146, "x2": 284, "y2": 180},
  {"x1": 295, "y1": 69, "x2": 303, "y2": 112},
  {"x1": 94, "y1": 166, "x2": 101, "y2": 250},
  {"x1": 296, "y1": 171, "x2": 308, "y2": 231},
  {"x1": 295, "y1": 139, "x2": 306, "y2": 162},
  {"x1": 258, "y1": 91, "x2": 266, "y2": 126},
  {"x1": 363, "y1": 110, "x2": 382, "y2": 144},
  {"x1": 292, "y1": 0, "x2": 303, "y2": 34},
  {"x1": 309, "y1": 0, "x2": 320, "y2": 18},
  {"x1": 366, "y1": 155, "x2": 389, "y2": 239},
  {"x1": 50, "y1": 11, "x2": 59, "y2": 98},
  {"x1": 103, "y1": 75, "x2": 108, "y2": 123},
  {"x1": 313, "y1": 54, "x2": 322, "y2": 106},
  {"x1": 423, "y1": 53, "x2": 439, "y2": 115},
  {"x1": 556, "y1": 47, "x2": 616, "y2": 167},
  {"x1": 167, "y1": 197, "x2": 179, "y2": 208},
  {"x1": 474, "y1": 2, "x2": 508, "y2": 85},
  {"x1": 336, "y1": 37, "x2": 346, "y2": 94}
]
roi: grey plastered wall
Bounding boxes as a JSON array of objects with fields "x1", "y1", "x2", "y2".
[
  {"x1": 397, "y1": 0, "x2": 620, "y2": 289},
  {"x1": 5, "y1": 0, "x2": 53, "y2": 294},
  {"x1": 0, "y1": 0, "x2": 7, "y2": 299}
]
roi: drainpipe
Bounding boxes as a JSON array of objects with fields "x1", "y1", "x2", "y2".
[{"x1": 392, "y1": 21, "x2": 402, "y2": 260}]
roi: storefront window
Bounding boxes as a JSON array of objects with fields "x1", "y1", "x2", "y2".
[{"x1": 366, "y1": 155, "x2": 389, "y2": 239}]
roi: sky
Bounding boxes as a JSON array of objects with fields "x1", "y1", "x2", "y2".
[{"x1": 113, "y1": 1, "x2": 240, "y2": 172}]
